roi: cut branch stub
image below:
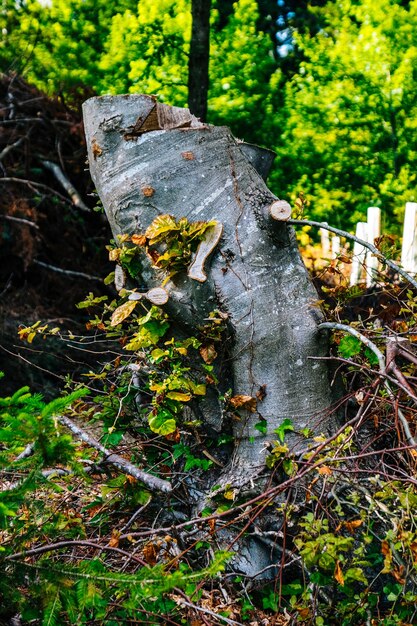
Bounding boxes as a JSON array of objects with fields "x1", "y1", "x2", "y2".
[
  {"x1": 269, "y1": 200, "x2": 291, "y2": 221},
  {"x1": 128, "y1": 287, "x2": 169, "y2": 305},
  {"x1": 188, "y1": 222, "x2": 223, "y2": 283},
  {"x1": 114, "y1": 264, "x2": 126, "y2": 291}
]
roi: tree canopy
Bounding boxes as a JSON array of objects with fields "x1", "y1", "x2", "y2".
[{"x1": 2, "y1": 0, "x2": 417, "y2": 229}]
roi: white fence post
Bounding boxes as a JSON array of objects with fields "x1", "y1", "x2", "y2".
[
  {"x1": 401, "y1": 202, "x2": 417, "y2": 274},
  {"x1": 331, "y1": 236, "x2": 341, "y2": 259},
  {"x1": 350, "y1": 222, "x2": 368, "y2": 286},
  {"x1": 366, "y1": 206, "x2": 381, "y2": 287},
  {"x1": 320, "y1": 224, "x2": 330, "y2": 258}
]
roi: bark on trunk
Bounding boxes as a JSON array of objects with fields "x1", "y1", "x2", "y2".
[
  {"x1": 188, "y1": 0, "x2": 211, "y2": 122},
  {"x1": 83, "y1": 95, "x2": 335, "y2": 575}
]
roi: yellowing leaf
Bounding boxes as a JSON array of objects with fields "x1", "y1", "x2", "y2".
[
  {"x1": 223, "y1": 489, "x2": 237, "y2": 501},
  {"x1": 151, "y1": 348, "x2": 168, "y2": 361},
  {"x1": 110, "y1": 301, "x2": 137, "y2": 326},
  {"x1": 166, "y1": 391, "x2": 192, "y2": 402},
  {"x1": 189, "y1": 382, "x2": 206, "y2": 396},
  {"x1": 145, "y1": 214, "x2": 178, "y2": 244},
  {"x1": 109, "y1": 248, "x2": 121, "y2": 261},
  {"x1": 334, "y1": 561, "x2": 345, "y2": 586}
]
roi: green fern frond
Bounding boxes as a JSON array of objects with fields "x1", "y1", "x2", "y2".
[{"x1": 42, "y1": 591, "x2": 62, "y2": 626}]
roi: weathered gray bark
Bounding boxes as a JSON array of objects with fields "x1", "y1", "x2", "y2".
[
  {"x1": 83, "y1": 95, "x2": 334, "y2": 484},
  {"x1": 83, "y1": 98, "x2": 335, "y2": 579}
]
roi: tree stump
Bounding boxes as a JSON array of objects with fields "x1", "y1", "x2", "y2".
[{"x1": 83, "y1": 95, "x2": 335, "y2": 576}]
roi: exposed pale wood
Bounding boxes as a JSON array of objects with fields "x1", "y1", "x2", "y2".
[
  {"x1": 146, "y1": 287, "x2": 169, "y2": 305},
  {"x1": 128, "y1": 287, "x2": 168, "y2": 305},
  {"x1": 269, "y1": 199, "x2": 291, "y2": 221},
  {"x1": 124, "y1": 97, "x2": 204, "y2": 139},
  {"x1": 188, "y1": 222, "x2": 223, "y2": 282},
  {"x1": 114, "y1": 264, "x2": 126, "y2": 291}
]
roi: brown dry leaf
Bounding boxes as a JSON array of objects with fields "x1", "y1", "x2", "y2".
[
  {"x1": 147, "y1": 248, "x2": 160, "y2": 265},
  {"x1": 391, "y1": 565, "x2": 405, "y2": 584},
  {"x1": 338, "y1": 254, "x2": 352, "y2": 263},
  {"x1": 344, "y1": 519, "x2": 363, "y2": 534},
  {"x1": 256, "y1": 384, "x2": 267, "y2": 402},
  {"x1": 131, "y1": 234, "x2": 147, "y2": 246},
  {"x1": 317, "y1": 465, "x2": 332, "y2": 476},
  {"x1": 165, "y1": 429, "x2": 181, "y2": 443},
  {"x1": 410, "y1": 541, "x2": 417, "y2": 562},
  {"x1": 208, "y1": 519, "x2": 216, "y2": 535},
  {"x1": 108, "y1": 529, "x2": 121, "y2": 548},
  {"x1": 141, "y1": 186, "x2": 155, "y2": 197},
  {"x1": 200, "y1": 343, "x2": 217, "y2": 364},
  {"x1": 143, "y1": 542, "x2": 159, "y2": 566},
  {"x1": 334, "y1": 560, "x2": 345, "y2": 586},
  {"x1": 229, "y1": 394, "x2": 257, "y2": 413}
]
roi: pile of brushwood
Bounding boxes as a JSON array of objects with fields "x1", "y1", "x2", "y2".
[
  {"x1": 0, "y1": 73, "x2": 111, "y2": 396},
  {"x1": 1, "y1": 75, "x2": 417, "y2": 626}
]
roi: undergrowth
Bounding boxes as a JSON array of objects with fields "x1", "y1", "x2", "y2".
[{"x1": 2, "y1": 217, "x2": 417, "y2": 625}]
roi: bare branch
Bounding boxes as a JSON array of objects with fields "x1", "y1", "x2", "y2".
[
  {"x1": 57, "y1": 415, "x2": 172, "y2": 493},
  {"x1": 0, "y1": 137, "x2": 24, "y2": 161},
  {"x1": 0, "y1": 176, "x2": 74, "y2": 206},
  {"x1": 41, "y1": 160, "x2": 90, "y2": 212},
  {"x1": 1, "y1": 215, "x2": 39, "y2": 229},
  {"x1": 33, "y1": 259, "x2": 102, "y2": 282},
  {"x1": 319, "y1": 322, "x2": 417, "y2": 446},
  {"x1": 6, "y1": 539, "x2": 147, "y2": 565},
  {"x1": 289, "y1": 218, "x2": 417, "y2": 290}
]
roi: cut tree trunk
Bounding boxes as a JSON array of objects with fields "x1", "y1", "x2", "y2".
[
  {"x1": 83, "y1": 95, "x2": 335, "y2": 575},
  {"x1": 188, "y1": 0, "x2": 212, "y2": 121}
]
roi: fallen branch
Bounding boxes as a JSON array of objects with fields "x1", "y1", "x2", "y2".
[
  {"x1": 319, "y1": 322, "x2": 417, "y2": 446},
  {"x1": 289, "y1": 218, "x2": 417, "y2": 290},
  {"x1": 41, "y1": 160, "x2": 90, "y2": 212},
  {"x1": 33, "y1": 259, "x2": 102, "y2": 282},
  {"x1": 0, "y1": 176, "x2": 75, "y2": 207},
  {"x1": 1, "y1": 215, "x2": 40, "y2": 229},
  {"x1": 57, "y1": 415, "x2": 172, "y2": 493},
  {"x1": 6, "y1": 539, "x2": 147, "y2": 565},
  {"x1": 0, "y1": 137, "x2": 25, "y2": 161}
]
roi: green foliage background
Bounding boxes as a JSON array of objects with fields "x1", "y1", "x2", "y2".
[{"x1": 3, "y1": 0, "x2": 417, "y2": 230}]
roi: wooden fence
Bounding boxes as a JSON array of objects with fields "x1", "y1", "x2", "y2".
[{"x1": 332, "y1": 203, "x2": 417, "y2": 286}]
